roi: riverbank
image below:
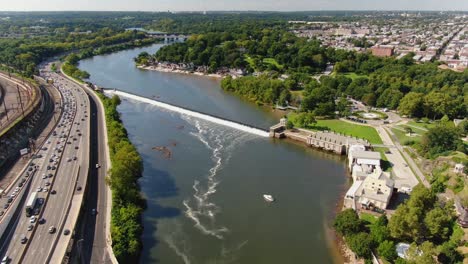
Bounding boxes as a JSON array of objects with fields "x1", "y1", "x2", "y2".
[
  {"x1": 137, "y1": 65, "x2": 224, "y2": 78},
  {"x1": 79, "y1": 43, "x2": 353, "y2": 263}
]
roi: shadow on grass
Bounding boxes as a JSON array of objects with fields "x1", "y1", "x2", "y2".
[{"x1": 308, "y1": 125, "x2": 330, "y2": 131}]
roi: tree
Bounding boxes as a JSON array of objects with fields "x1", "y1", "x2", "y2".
[
  {"x1": 336, "y1": 97, "x2": 349, "y2": 115},
  {"x1": 303, "y1": 112, "x2": 316, "y2": 127},
  {"x1": 398, "y1": 92, "x2": 424, "y2": 117},
  {"x1": 424, "y1": 206, "x2": 454, "y2": 242},
  {"x1": 377, "y1": 240, "x2": 398, "y2": 262},
  {"x1": 370, "y1": 215, "x2": 390, "y2": 243},
  {"x1": 457, "y1": 120, "x2": 468, "y2": 136},
  {"x1": 404, "y1": 127, "x2": 413, "y2": 136},
  {"x1": 406, "y1": 242, "x2": 437, "y2": 264},
  {"x1": 333, "y1": 209, "x2": 363, "y2": 236},
  {"x1": 388, "y1": 185, "x2": 436, "y2": 242},
  {"x1": 347, "y1": 232, "x2": 374, "y2": 259},
  {"x1": 420, "y1": 125, "x2": 463, "y2": 158}
]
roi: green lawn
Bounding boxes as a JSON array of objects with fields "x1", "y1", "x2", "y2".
[
  {"x1": 244, "y1": 55, "x2": 284, "y2": 70},
  {"x1": 333, "y1": 72, "x2": 369, "y2": 80},
  {"x1": 263, "y1": 58, "x2": 283, "y2": 70},
  {"x1": 244, "y1": 55, "x2": 256, "y2": 70},
  {"x1": 406, "y1": 120, "x2": 438, "y2": 131},
  {"x1": 391, "y1": 127, "x2": 422, "y2": 145},
  {"x1": 312, "y1": 119, "x2": 383, "y2": 144},
  {"x1": 360, "y1": 212, "x2": 377, "y2": 225}
]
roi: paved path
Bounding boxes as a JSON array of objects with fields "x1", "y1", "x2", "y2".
[
  {"x1": 375, "y1": 126, "x2": 423, "y2": 189},
  {"x1": 377, "y1": 126, "x2": 430, "y2": 188}
]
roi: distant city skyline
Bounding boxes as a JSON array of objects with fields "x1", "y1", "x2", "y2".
[{"x1": 1, "y1": 0, "x2": 468, "y2": 12}]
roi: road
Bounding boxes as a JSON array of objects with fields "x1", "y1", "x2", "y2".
[
  {"x1": 59, "y1": 70, "x2": 112, "y2": 263},
  {"x1": 0, "y1": 63, "x2": 90, "y2": 264}
]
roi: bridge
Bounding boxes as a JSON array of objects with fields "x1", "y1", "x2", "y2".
[
  {"x1": 125, "y1": 28, "x2": 190, "y2": 42},
  {"x1": 102, "y1": 88, "x2": 270, "y2": 137}
]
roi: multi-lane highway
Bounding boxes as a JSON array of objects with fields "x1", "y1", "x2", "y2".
[
  {"x1": 0, "y1": 63, "x2": 91, "y2": 264},
  {"x1": 50, "y1": 64, "x2": 113, "y2": 263}
]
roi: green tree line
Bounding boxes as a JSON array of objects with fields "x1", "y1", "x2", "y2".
[
  {"x1": 97, "y1": 93, "x2": 145, "y2": 263},
  {"x1": 0, "y1": 29, "x2": 151, "y2": 77}
]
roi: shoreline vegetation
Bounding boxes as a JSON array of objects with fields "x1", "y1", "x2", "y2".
[{"x1": 96, "y1": 92, "x2": 144, "y2": 263}]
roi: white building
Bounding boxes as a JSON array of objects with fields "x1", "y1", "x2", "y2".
[
  {"x1": 345, "y1": 145, "x2": 394, "y2": 210},
  {"x1": 345, "y1": 167, "x2": 394, "y2": 210}
]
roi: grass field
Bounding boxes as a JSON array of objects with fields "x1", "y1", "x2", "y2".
[
  {"x1": 391, "y1": 127, "x2": 422, "y2": 145},
  {"x1": 332, "y1": 72, "x2": 369, "y2": 80},
  {"x1": 244, "y1": 55, "x2": 256, "y2": 70},
  {"x1": 263, "y1": 58, "x2": 283, "y2": 70},
  {"x1": 406, "y1": 120, "x2": 438, "y2": 131},
  {"x1": 360, "y1": 212, "x2": 377, "y2": 225},
  {"x1": 244, "y1": 55, "x2": 284, "y2": 71},
  {"x1": 312, "y1": 119, "x2": 383, "y2": 144}
]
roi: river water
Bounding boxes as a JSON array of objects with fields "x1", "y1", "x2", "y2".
[{"x1": 79, "y1": 44, "x2": 349, "y2": 264}]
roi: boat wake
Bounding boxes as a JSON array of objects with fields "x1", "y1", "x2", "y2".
[{"x1": 182, "y1": 117, "x2": 256, "y2": 240}]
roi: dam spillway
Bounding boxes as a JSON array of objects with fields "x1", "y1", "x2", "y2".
[{"x1": 103, "y1": 89, "x2": 270, "y2": 137}]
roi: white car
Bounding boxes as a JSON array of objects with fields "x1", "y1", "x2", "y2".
[{"x1": 30, "y1": 216, "x2": 37, "y2": 223}]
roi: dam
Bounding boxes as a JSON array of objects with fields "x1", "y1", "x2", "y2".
[{"x1": 103, "y1": 89, "x2": 270, "y2": 137}]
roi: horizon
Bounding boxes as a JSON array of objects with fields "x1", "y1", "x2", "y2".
[
  {"x1": 1, "y1": 0, "x2": 468, "y2": 12},
  {"x1": 1, "y1": 10, "x2": 468, "y2": 12}
]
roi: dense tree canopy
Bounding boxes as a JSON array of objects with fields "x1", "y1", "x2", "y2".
[
  {"x1": 420, "y1": 125, "x2": 466, "y2": 158},
  {"x1": 154, "y1": 29, "x2": 333, "y2": 74}
]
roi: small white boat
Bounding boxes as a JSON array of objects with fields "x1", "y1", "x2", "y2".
[{"x1": 263, "y1": 194, "x2": 275, "y2": 202}]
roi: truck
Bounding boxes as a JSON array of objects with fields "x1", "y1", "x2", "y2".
[{"x1": 25, "y1": 192, "x2": 38, "y2": 217}]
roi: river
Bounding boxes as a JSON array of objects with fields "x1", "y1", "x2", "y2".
[{"x1": 79, "y1": 43, "x2": 349, "y2": 264}]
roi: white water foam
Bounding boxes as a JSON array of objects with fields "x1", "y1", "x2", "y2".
[
  {"x1": 104, "y1": 89, "x2": 270, "y2": 137},
  {"x1": 162, "y1": 221, "x2": 192, "y2": 264},
  {"x1": 181, "y1": 119, "x2": 229, "y2": 239},
  {"x1": 179, "y1": 117, "x2": 257, "y2": 240}
]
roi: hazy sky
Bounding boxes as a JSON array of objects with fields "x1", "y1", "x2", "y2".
[{"x1": 1, "y1": 0, "x2": 467, "y2": 11}]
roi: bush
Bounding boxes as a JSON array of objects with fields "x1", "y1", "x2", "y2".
[
  {"x1": 377, "y1": 240, "x2": 398, "y2": 261},
  {"x1": 347, "y1": 232, "x2": 374, "y2": 259},
  {"x1": 334, "y1": 209, "x2": 363, "y2": 236}
]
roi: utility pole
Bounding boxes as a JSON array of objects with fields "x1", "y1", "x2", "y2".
[{"x1": 17, "y1": 84, "x2": 25, "y2": 117}]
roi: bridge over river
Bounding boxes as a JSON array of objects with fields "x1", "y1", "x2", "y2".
[{"x1": 103, "y1": 88, "x2": 270, "y2": 137}]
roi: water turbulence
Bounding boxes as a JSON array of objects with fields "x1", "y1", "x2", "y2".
[
  {"x1": 104, "y1": 89, "x2": 270, "y2": 137},
  {"x1": 181, "y1": 117, "x2": 256, "y2": 240}
]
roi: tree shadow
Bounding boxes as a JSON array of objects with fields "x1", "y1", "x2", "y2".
[
  {"x1": 309, "y1": 125, "x2": 330, "y2": 131},
  {"x1": 381, "y1": 160, "x2": 392, "y2": 171}
]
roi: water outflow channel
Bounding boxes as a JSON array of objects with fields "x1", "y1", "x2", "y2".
[{"x1": 79, "y1": 43, "x2": 348, "y2": 264}]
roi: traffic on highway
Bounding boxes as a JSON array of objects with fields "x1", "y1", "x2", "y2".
[{"x1": 0, "y1": 62, "x2": 91, "y2": 264}]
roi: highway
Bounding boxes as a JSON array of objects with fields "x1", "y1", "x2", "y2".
[
  {"x1": 60, "y1": 69, "x2": 112, "y2": 263},
  {"x1": 0, "y1": 62, "x2": 90, "y2": 264}
]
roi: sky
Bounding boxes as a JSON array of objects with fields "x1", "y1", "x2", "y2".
[{"x1": 1, "y1": 0, "x2": 467, "y2": 12}]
